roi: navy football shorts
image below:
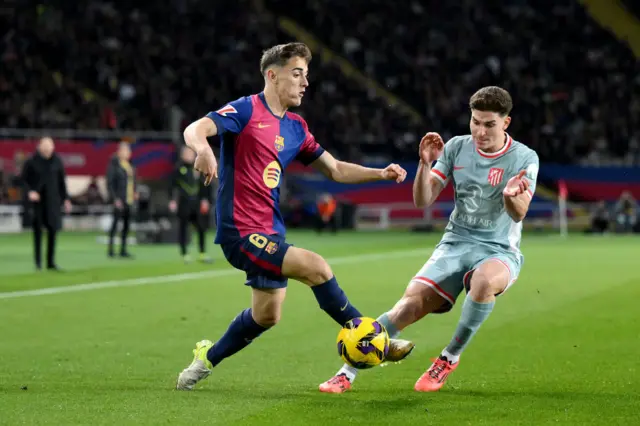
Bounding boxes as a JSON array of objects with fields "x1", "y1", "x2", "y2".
[{"x1": 220, "y1": 233, "x2": 291, "y2": 289}]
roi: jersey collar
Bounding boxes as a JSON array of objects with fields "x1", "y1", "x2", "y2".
[
  {"x1": 258, "y1": 92, "x2": 285, "y2": 121},
  {"x1": 475, "y1": 133, "x2": 512, "y2": 159}
]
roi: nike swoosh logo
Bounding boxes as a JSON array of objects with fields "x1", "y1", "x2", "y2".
[
  {"x1": 258, "y1": 123, "x2": 270, "y2": 128},
  {"x1": 454, "y1": 166, "x2": 464, "y2": 170},
  {"x1": 340, "y1": 301, "x2": 349, "y2": 311}
]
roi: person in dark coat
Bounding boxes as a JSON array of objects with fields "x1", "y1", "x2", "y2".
[
  {"x1": 169, "y1": 146, "x2": 213, "y2": 263},
  {"x1": 106, "y1": 142, "x2": 137, "y2": 258},
  {"x1": 21, "y1": 137, "x2": 72, "y2": 270}
]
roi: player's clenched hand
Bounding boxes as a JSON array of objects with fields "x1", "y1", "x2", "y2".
[
  {"x1": 419, "y1": 132, "x2": 444, "y2": 165},
  {"x1": 503, "y1": 170, "x2": 529, "y2": 197},
  {"x1": 381, "y1": 163, "x2": 407, "y2": 183},
  {"x1": 194, "y1": 146, "x2": 218, "y2": 186}
]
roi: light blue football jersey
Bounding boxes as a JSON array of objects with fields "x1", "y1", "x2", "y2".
[{"x1": 430, "y1": 134, "x2": 539, "y2": 257}]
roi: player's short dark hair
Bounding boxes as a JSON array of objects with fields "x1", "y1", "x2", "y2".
[
  {"x1": 469, "y1": 86, "x2": 513, "y2": 117},
  {"x1": 260, "y1": 42, "x2": 312, "y2": 75}
]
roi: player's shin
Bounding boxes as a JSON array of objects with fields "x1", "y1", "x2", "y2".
[
  {"x1": 311, "y1": 276, "x2": 362, "y2": 326},
  {"x1": 206, "y1": 308, "x2": 269, "y2": 368},
  {"x1": 441, "y1": 295, "x2": 495, "y2": 363}
]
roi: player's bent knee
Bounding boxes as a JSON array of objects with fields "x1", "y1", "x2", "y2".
[
  {"x1": 251, "y1": 302, "x2": 282, "y2": 327},
  {"x1": 469, "y1": 270, "x2": 507, "y2": 300},
  {"x1": 282, "y1": 247, "x2": 333, "y2": 285},
  {"x1": 251, "y1": 288, "x2": 285, "y2": 328},
  {"x1": 252, "y1": 311, "x2": 281, "y2": 328},
  {"x1": 308, "y1": 256, "x2": 333, "y2": 284}
]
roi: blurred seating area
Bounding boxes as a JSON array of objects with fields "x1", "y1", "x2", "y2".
[
  {"x1": 621, "y1": 1, "x2": 640, "y2": 19},
  {"x1": 271, "y1": 0, "x2": 640, "y2": 165},
  {"x1": 2, "y1": 0, "x2": 639, "y2": 164},
  {"x1": 1, "y1": 1, "x2": 421, "y2": 161}
]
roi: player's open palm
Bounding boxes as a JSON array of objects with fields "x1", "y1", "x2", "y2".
[
  {"x1": 503, "y1": 170, "x2": 529, "y2": 197},
  {"x1": 419, "y1": 132, "x2": 444, "y2": 164},
  {"x1": 194, "y1": 147, "x2": 218, "y2": 186}
]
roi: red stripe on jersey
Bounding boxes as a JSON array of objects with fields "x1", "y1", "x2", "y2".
[
  {"x1": 239, "y1": 246, "x2": 282, "y2": 275},
  {"x1": 432, "y1": 169, "x2": 447, "y2": 181}
]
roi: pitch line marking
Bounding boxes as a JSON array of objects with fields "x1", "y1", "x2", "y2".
[{"x1": 0, "y1": 248, "x2": 428, "y2": 300}]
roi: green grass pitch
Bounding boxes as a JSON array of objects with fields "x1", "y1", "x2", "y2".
[{"x1": 0, "y1": 230, "x2": 639, "y2": 425}]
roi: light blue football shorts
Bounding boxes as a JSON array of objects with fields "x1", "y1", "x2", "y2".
[{"x1": 410, "y1": 239, "x2": 522, "y2": 313}]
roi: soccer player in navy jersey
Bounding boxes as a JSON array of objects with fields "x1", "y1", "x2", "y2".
[{"x1": 176, "y1": 42, "x2": 414, "y2": 390}]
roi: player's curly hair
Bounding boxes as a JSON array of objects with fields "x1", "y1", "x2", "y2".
[
  {"x1": 260, "y1": 42, "x2": 312, "y2": 75},
  {"x1": 469, "y1": 86, "x2": 513, "y2": 117}
]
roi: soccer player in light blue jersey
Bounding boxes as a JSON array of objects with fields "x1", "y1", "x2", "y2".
[{"x1": 320, "y1": 86, "x2": 540, "y2": 393}]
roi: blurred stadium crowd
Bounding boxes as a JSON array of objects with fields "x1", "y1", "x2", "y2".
[
  {"x1": 2, "y1": 0, "x2": 639, "y2": 165},
  {"x1": 1, "y1": 0, "x2": 639, "y2": 232}
]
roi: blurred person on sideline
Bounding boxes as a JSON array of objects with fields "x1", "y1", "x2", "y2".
[
  {"x1": 315, "y1": 193, "x2": 338, "y2": 234},
  {"x1": 106, "y1": 142, "x2": 137, "y2": 258},
  {"x1": 21, "y1": 137, "x2": 72, "y2": 271},
  {"x1": 586, "y1": 200, "x2": 610, "y2": 234},
  {"x1": 614, "y1": 191, "x2": 637, "y2": 233},
  {"x1": 169, "y1": 146, "x2": 214, "y2": 264}
]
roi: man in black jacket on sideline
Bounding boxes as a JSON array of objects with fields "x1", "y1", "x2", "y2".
[
  {"x1": 169, "y1": 146, "x2": 213, "y2": 263},
  {"x1": 21, "y1": 137, "x2": 72, "y2": 271},
  {"x1": 106, "y1": 142, "x2": 137, "y2": 258}
]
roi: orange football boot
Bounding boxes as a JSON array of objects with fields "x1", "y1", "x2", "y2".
[
  {"x1": 319, "y1": 374, "x2": 352, "y2": 393},
  {"x1": 414, "y1": 356, "x2": 459, "y2": 392}
]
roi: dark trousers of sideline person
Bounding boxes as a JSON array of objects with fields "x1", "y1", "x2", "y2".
[
  {"x1": 32, "y1": 207, "x2": 58, "y2": 269},
  {"x1": 108, "y1": 204, "x2": 132, "y2": 257}
]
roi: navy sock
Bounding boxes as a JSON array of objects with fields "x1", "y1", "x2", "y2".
[
  {"x1": 206, "y1": 308, "x2": 268, "y2": 368},
  {"x1": 311, "y1": 276, "x2": 362, "y2": 326}
]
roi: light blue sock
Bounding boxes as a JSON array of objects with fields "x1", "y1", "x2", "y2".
[
  {"x1": 376, "y1": 312, "x2": 400, "y2": 338},
  {"x1": 443, "y1": 296, "x2": 495, "y2": 362}
]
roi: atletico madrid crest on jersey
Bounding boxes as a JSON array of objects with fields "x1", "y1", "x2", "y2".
[{"x1": 488, "y1": 167, "x2": 504, "y2": 186}]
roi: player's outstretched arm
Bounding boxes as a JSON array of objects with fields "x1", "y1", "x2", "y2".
[
  {"x1": 503, "y1": 170, "x2": 533, "y2": 222},
  {"x1": 184, "y1": 117, "x2": 219, "y2": 185},
  {"x1": 310, "y1": 151, "x2": 407, "y2": 184}
]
